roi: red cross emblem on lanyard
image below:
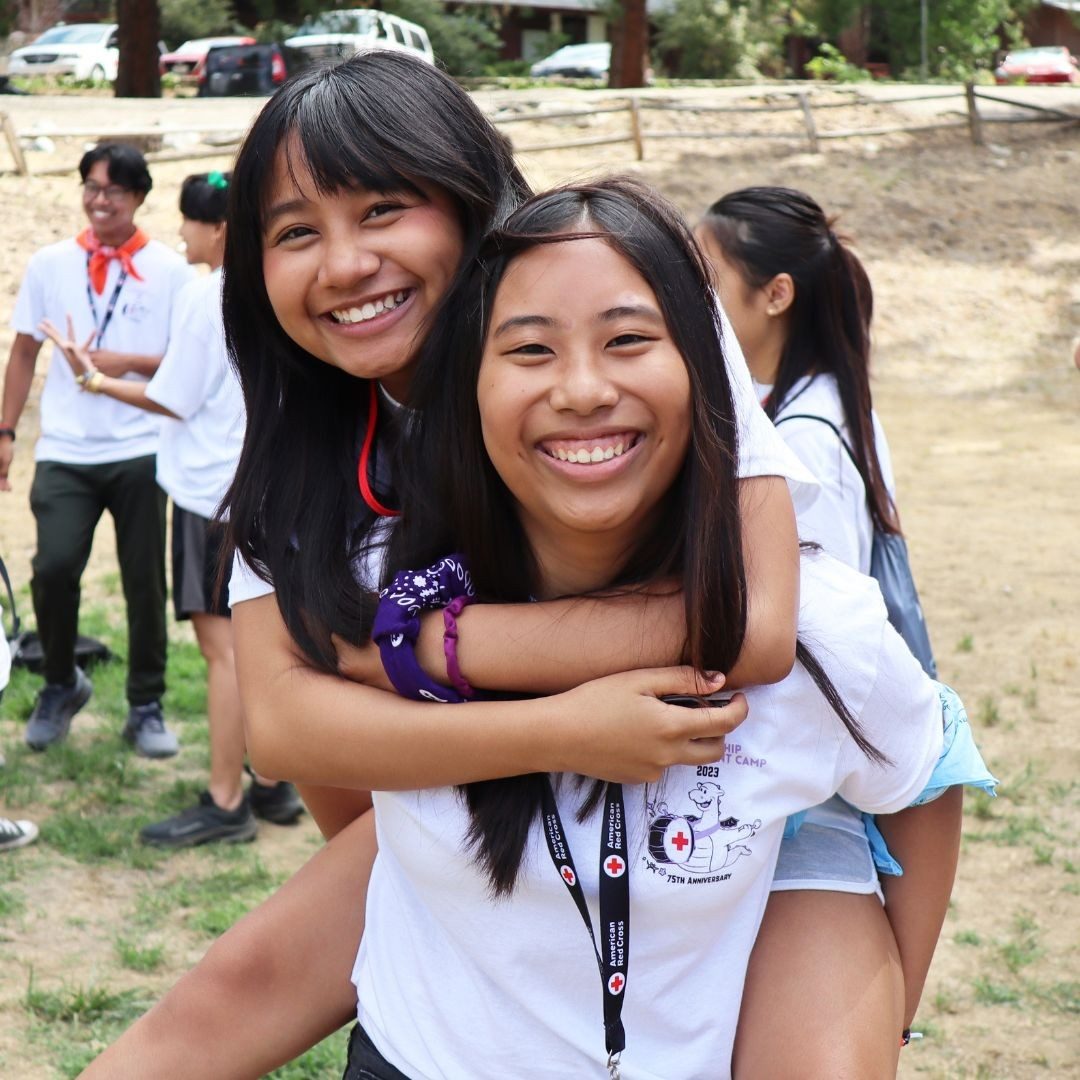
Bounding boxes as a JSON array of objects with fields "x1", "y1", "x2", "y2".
[
  {"x1": 604, "y1": 855, "x2": 626, "y2": 878},
  {"x1": 560, "y1": 865, "x2": 576, "y2": 886},
  {"x1": 607, "y1": 973, "x2": 626, "y2": 996}
]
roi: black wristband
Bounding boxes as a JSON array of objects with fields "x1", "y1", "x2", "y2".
[{"x1": 0, "y1": 426, "x2": 14, "y2": 442}]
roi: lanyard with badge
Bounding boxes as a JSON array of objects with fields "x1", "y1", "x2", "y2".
[
  {"x1": 84, "y1": 254, "x2": 128, "y2": 349},
  {"x1": 540, "y1": 778, "x2": 630, "y2": 1079}
]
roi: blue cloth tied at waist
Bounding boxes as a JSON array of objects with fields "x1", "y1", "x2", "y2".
[{"x1": 783, "y1": 682, "x2": 998, "y2": 876}]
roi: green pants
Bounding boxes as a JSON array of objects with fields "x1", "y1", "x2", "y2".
[{"x1": 29, "y1": 456, "x2": 167, "y2": 704}]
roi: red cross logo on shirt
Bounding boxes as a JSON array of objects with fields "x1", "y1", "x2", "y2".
[
  {"x1": 604, "y1": 856, "x2": 626, "y2": 878},
  {"x1": 608, "y1": 973, "x2": 626, "y2": 995},
  {"x1": 560, "y1": 865, "x2": 576, "y2": 886},
  {"x1": 671, "y1": 831, "x2": 690, "y2": 852}
]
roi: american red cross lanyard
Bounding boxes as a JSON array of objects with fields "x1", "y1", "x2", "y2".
[
  {"x1": 540, "y1": 778, "x2": 630, "y2": 1079},
  {"x1": 84, "y1": 255, "x2": 128, "y2": 349}
]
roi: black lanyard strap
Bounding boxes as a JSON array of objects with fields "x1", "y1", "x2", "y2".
[
  {"x1": 85, "y1": 254, "x2": 128, "y2": 349},
  {"x1": 541, "y1": 778, "x2": 630, "y2": 1078}
]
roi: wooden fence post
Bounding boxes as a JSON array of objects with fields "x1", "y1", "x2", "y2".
[
  {"x1": 1, "y1": 111, "x2": 28, "y2": 177},
  {"x1": 797, "y1": 92, "x2": 819, "y2": 153},
  {"x1": 965, "y1": 82, "x2": 984, "y2": 146},
  {"x1": 629, "y1": 98, "x2": 644, "y2": 161}
]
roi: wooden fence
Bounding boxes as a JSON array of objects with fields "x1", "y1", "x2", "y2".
[
  {"x1": 489, "y1": 84, "x2": 1079, "y2": 160},
  {"x1": 1, "y1": 83, "x2": 1077, "y2": 176}
]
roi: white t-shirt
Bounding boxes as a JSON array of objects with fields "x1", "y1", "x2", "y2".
[
  {"x1": 12, "y1": 236, "x2": 195, "y2": 465},
  {"x1": 760, "y1": 373, "x2": 896, "y2": 576},
  {"x1": 227, "y1": 320, "x2": 817, "y2": 607},
  {"x1": 145, "y1": 269, "x2": 244, "y2": 519},
  {"x1": 353, "y1": 554, "x2": 943, "y2": 1080}
]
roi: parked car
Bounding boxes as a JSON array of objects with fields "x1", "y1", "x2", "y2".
[
  {"x1": 530, "y1": 42, "x2": 611, "y2": 80},
  {"x1": 160, "y1": 36, "x2": 256, "y2": 79},
  {"x1": 994, "y1": 46, "x2": 1080, "y2": 85},
  {"x1": 285, "y1": 10, "x2": 433, "y2": 65},
  {"x1": 198, "y1": 42, "x2": 319, "y2": 97},
  {"x1": 7, "y1": 23, "x2": 119, "y2": 82}
]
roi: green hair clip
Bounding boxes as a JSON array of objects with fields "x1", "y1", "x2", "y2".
[{"x1": 208, "y1": 171, "x2": 229, "y2": 190}]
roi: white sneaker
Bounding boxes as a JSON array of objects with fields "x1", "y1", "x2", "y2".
[{"x1": 0, "y1": 817, "x2": 39, "y2": 852}]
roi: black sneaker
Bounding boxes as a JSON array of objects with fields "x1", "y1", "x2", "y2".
[
  {"x1": 248, "y1": 779, "x2": 305, "y2": 825},
  {"x1": 25, "y1": 667, "x2": 93, "y2": 750},
  {"x1": 123, "y1": 701, "x2": 179, "y2": 759},
  {"x1": 140, "y1": 791, "x2": 257, "y2": 848}
]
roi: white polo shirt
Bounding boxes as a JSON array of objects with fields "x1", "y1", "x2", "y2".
[
  {"x1": 12, "y1": 236, "x2": 195, "y2": 465},
  {"x1": 145, "y1": 268, "x2": 244, "y2": 519}
]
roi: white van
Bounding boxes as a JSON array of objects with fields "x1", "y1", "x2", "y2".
[{"x1": 285, "y1": 9, "x2": 434, "y2": 66}]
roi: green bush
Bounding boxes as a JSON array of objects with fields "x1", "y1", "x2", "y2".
[
  {"x1": 655, "y1": 0, "x2": 778, "y2": 79},
  {"x1": 805, "y1": 43, "x2": 871, "y2": 81},
  {"x1": 381, "y1": 0, "x2": 503, "y2": 75},
  {"x1": 159, "y1": 0, "x2": 237, "y2": 49}
]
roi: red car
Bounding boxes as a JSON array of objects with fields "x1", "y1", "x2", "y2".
[
  {"x1": 994, "y1": 46, "x2": 1080, "y2": 84},
  {"x1": 160, "y1": 35, "x2": 256, "y2": 80}
]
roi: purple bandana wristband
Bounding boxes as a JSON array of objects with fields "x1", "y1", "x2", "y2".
[{"x1": 372, "y1": 555, "x2": 477, "y2": 703}]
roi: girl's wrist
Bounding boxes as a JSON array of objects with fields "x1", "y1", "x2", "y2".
[{"x1": 416, "y1": 608, "x2": 452, "y2": 684}]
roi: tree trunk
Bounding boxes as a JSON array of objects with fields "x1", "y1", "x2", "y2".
[
  {"x1": 115, "y1": 0, "x2": 162, "y2": 98},
  {"x1": 609, "y1": 0, "x2": 648, "y2": 89}
]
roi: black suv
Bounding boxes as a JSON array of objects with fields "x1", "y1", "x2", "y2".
[{"x1": 198, "y1": 42, "x2": 318, "y2": 96}]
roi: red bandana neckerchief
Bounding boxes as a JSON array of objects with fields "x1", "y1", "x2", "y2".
[{"x1": 76, "y1": 227, "x2": 149, "y2": 294}]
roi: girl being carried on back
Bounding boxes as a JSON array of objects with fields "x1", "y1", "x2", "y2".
[{"x1": 696, "y1": 188, "x2": 996, "y2": 1070}]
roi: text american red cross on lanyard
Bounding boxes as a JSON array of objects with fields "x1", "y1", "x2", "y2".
[{"x1": 540, "y1": 779, "x2": 630, "y2": 1080}]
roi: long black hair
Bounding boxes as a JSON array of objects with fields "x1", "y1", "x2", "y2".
[
  {"x1": 394, "y1": 178, "x2": 880, "y2": 896},
  {"x1": 700, "y1": 187, "x2": 899, "y2": 534},
  {"x1": 220, "y1": 51, "x2": 531, "y2": 668}
]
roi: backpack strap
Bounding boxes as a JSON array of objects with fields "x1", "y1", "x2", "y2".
[
  {"x1": 0, "y1": 555, "x2": 20, "y2": 639},
  {"x1": 775, "y1": 412, "x2": 859, "y2": 472}
]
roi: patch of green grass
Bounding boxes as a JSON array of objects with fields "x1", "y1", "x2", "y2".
[
  {"x1": 164, "y1": 636, "x2": 210, "y2": 722},
  {"x1": 114, "y1": 937, "x2": 165, "y2": 973},
  {"x1": 955, "y1": 633, "x2": 974, "y2": 653},
  {"x1": 266, "y1": 1026, "x2": 351, "y2": 1078},
  {"x1": 25, "y1": 979, "x2": 147, "y2": 1025},
  {"x1": 977, "y1": 694, "x2": 1001, "y2": 727},
  {"x1": 0, "y1": 886, "x2": 26, "y2": 919},
  {"x1": 972, "y1": 977, "x2": 1021, "y2": 1005},
  {"x1": 1064, "y1": 860, "x2": 1078, "y2": 875},
  {"x1": 967, "y1": 789, "x2": 997, "y2": 821},
  {"x1": 954, "y1": 929, "x2": 981, "y2": 946},
  {"x1": 40, "y1": 809, "x2": 161, "y2": 869},
  {"x1": 1033, "y1": 845, "x2": 1053, "y2": 866},
  {"x1": 932, "y1": 989, "x2": 958, "y2": 1014},
  {"x1": 156, "y1": 854, "x2": 280, "y2": 938},
  {"x1": 1029, "y1": 981, "x2": 1079, "y2": 1015},
  {"x1": 24, "y1": 975, "x2": 152, "y2": 1079}
]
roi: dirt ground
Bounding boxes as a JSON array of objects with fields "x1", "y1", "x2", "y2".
[{"x1": 0, "y1": 87, "x2": 1078, "y2": 1078}]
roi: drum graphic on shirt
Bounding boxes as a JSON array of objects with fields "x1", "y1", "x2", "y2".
[
  {"x1": 649, "y1": 815, "x2": 696, "y2": 866},
  {"x1": 647, "y1": 782, "x2": 761, "y2": 878}
]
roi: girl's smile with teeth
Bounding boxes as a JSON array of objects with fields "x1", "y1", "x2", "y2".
[
  {"x1": 541, "y1": 433, "x2": 641, "y2": 464},
  {"x1": 329, "y1": 290, "x2": 410, "y2": 324}
]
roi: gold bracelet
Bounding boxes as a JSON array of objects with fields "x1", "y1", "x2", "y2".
[{"x1": 86, "y1": 371, "x2": 105, "y2": 394}]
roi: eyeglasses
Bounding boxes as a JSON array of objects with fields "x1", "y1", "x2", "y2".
[{"x1": 81, "y1": 180, "x2": 132, "y2": 200}]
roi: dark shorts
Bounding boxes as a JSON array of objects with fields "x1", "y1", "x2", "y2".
[
  {"x1": 171, "y1": 506, "x2": 230, "y2": 621},
  {"x1": 342, "y1": 1023, "x2": 412, "y2": 1080}
]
